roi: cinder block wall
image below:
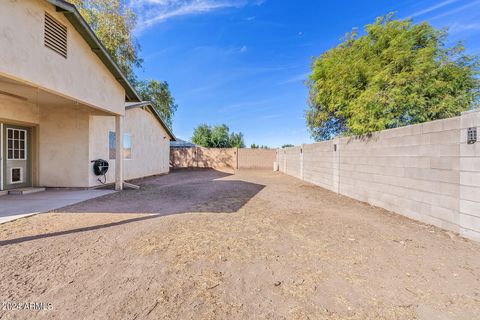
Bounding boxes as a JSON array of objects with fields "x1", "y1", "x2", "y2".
[
  {"x1": 277, "y1": 110, "x2": 480, "y2": 241},
  {"x1": 171, "y1": 147, "x2": 276, "y2": 170},
  {"x1": 170, "y1": 147, "x2": 236, "y2": 169},
  {"x1": 237, "y1": 149, "x2": 276, "y2": 169},
  {"x1": 284, "y1": 146, "x2": 302, "y2": 179}
]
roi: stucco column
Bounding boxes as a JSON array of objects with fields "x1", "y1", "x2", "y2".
[{"x1": 115, "y1": 115, "x2": 124, "y2": 191}]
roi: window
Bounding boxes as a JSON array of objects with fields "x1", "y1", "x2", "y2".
[
  {"x1": 109, "y1": 132, "x2": 132, "y2": 160},
  {"x1": 124, "y1": 134, "x2": 132, "y2": 160},
  {"x1": 7, "y1": 129, "x2": 27, "y2": 160},
  {"x1": 109, "y1": 132, "x2": 115, "y2": 159}
]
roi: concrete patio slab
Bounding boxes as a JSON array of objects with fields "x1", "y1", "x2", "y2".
[{"x1": 0, "y1": 189, "x2": 115, "y2": 224}]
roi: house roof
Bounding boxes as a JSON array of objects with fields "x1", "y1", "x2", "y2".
[
  {"x1": 46, "y1": 0, "x2": 141, "y2": 102},
  {"x1": 170, "y1": 139, "x2": 197, "y2": 148},
  {"x1": 125, "y1": 102, "x2": 176, "y2": 141}
]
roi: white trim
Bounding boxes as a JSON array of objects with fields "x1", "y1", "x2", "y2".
[
  {"x1": 6, "y1": 128, "x2": 28, "y2": 160},
  {"x1": 0, "y1": 123, "x2": 3, "y2": 191},
  {"x1": 10, "y1": 167, "x2": 23, "y2": 184}
]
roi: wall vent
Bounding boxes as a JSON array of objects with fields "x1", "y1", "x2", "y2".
[
  {"x1": 44, "y1": 12, "x2": 67, "y2": 58},
  {"x1": 467, "y1": 127, "x2": 477, "y2": 144}
]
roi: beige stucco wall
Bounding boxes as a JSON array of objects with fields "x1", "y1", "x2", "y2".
[
  {"x1": 89, "y1": 108, "x2": 171, "y2": 187},
  {"x1": 0, "y1": 0, "x2": 125, "y2": 115},
  {"x1": 38, "y1": 104, "x2": 90, "y2": 187},
  {"x1": 277, "y1": 111, "x2": 480, "y2": 242},
  {"x1": 0, "y1": 95, "x2": 40, "y2": 125}
]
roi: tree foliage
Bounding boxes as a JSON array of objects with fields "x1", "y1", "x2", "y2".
[
  {"x1": 70, "y1": 0, "x2": 141, "y2": 81},
  {"x1": 71, "y1": 0, "x2": 177, "y2": 128},
  {"x1": 281, "y1": 144, "x2": 294, "y2": 148},
  {"x1": 192, "y1": 124, "x2": 245, "y2": 148},
  {"x1": 136, "y1": 80, "x2": 178, "y2": 129},
  {"x1": 251, "y1": 144, "x2": 269, "y2": 149},
  {"x1": 307, "y1": 13, "x2": 480, "y2": 141}
]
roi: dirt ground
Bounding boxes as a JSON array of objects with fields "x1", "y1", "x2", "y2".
[{"x1": 1, "y1": 169, "x2": 479, "y2": 320}]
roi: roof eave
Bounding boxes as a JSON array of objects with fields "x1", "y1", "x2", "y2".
[{"x1": 47, "y1": 0, "x2": 141, "y2": 102}]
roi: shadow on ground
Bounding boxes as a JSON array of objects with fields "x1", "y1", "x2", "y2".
[
  {"x1": 0, "y1": 169, "x2": 265, "y2": 246},
  {"x1": 58, "y1": 168, "x2": 265, "y2": 215}
]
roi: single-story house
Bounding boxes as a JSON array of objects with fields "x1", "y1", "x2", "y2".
[{"x1": 0, "y1": 0, "x2": 175, "y2": 192}]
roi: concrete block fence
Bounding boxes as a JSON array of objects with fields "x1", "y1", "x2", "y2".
[
  {"x1": 171, "y1": 147, "x2": 276, "y2": 170},
  {"x1": 277, "y1": 110, "x2": 480, "y2": 241}
]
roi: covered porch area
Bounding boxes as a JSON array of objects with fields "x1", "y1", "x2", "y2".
[{"x1": 0, "y1": 73, "x2": 126, "y2": 192}]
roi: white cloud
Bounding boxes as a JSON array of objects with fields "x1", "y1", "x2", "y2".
[
  {"x1": 276, "y1": 72, "x2": 310, "y2": 86},
  {"x1": 429, "y1": 0, "x2": 480, "y2": 21},
  {"x1": 240, "y1": 45, "x2": 248, "y2": 53},
  {"x1": 449, "y1": 22, "x2": 480, "y2": 34},
  {"x1": 130, "y1": 0, "x2": 265, "y2": 32},
  {"x1": 408, "y1": 0, "x2": 459, "y2": 18}
]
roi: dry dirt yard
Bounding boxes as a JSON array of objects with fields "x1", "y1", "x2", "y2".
[{"x1": 1, "y1": 169, "x2": 480, "y2": 320}]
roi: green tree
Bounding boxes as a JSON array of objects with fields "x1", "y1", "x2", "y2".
[
  {"x1": 210, "y1": 124, "x2": 231, "y2": 148},
  {"x1": 307, "y1": 13, "x2": 480, "y2": 141},
  {"x1": 229, "y1": 132, "x2": 246, "y2": 148},
  {"x1": 71, "y1": 0, "x2": 178, "y2": 128},
  {"x1": 192, "y1": 124, "x2": 245, "y2": 148},
  {"x1": 281, "y1": 144, "x2": 294, "y2": 148},
  {"x1": 70, "y1": 0, "x2": 141, "y2": 81},
  {"x1": 191, "y1": 124, "x2": 212, "y2": 147},
  {"x1": 136, "y1": 80, "x2": 178, "y2": 129},
  {"x1": 251, "y1": 144, "x2": 269, "y2": 149}
]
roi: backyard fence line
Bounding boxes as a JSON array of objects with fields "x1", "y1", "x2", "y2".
[
  {"x1": 277, "y1": 110, "x2": 480, "y2": 242},
  {"x1": 170, "y1": 147, "x2": 276, "y2": 170}
]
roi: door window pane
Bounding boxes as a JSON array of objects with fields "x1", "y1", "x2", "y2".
[{"x1": 6, "y1": 128, "x2": 27, "y2": 160}]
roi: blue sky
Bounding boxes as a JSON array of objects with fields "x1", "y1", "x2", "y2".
[{"x1": 130, "y1": 0, "x2": 480, "y2": 147}]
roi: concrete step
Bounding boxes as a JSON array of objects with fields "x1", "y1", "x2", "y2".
[
  {"x1": 8, "y1": 187, "x2": 46, "y2": 195},
  {"x1": 0, "y1": 190, "x2": 8, "y2": 197}
]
